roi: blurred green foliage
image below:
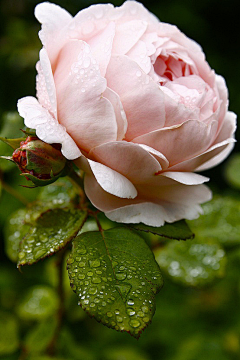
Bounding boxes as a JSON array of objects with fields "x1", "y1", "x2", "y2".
[{"x1": 0, "y1": 0, "x2": 240, "y2": 359}]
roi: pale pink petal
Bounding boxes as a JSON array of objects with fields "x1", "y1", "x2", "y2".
[
  {"x1": 88, "y1": 159, "x2": 137, "y2": 199},
  {"x1": 115, "y1": 1, "x2": 159, "y2": 25},
  {"x1": 36, "y1": 48, "x2": 57, "y2": 119},
  {"x1": 170, "y1": 111, "x2": 236, "y2": 172},
  {"x1": 160, "y1": 172, "x2": 209, "y2": 185},
  {"x1": 138, "y1": 144, "x2": 169, "y2": 170},
  {"x1": 106, "y1": 55, "x2": 165, "y2": 140},
  {"x1": 17, "y1": 96, "x2": 81, "y2": 160},
  {"x1": 133, "y1": 119, "x2": 218, "y2": 167},
  {"x1": 54, "y1": 40, "x2": 117, "y2": 152},
  {"x1": 112, "y1": 20, "x2": 148, "y2": 55},
  {"x1": 127, "y1": 40, "x2": 152, "y2": 74},
  {"x1": 84, "y1": 171, "x2": 211, "y2": 226},
  {"x1": 103, "y1": 87, "x2": 127, "y2": 140},
  {"x1": 87, "y1": 22, "x2": 115, "y2": 77},
  {"x1": 35, "y1": 3, "x2": 72, "y2": 66},
  {"x1": 89, "y1": 141, "x2": 161, "y2": 183}
]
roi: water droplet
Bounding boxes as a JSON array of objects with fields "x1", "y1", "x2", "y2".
[
  {"x1": 89, "y1": 259, "x2": 101, "y2": 268},
  {"x1": 129, "y1": 319, "x2": 140, "y2": 328},
  {"x1": 127, "y1": 299, "x2": 134, "y2": 306},
  {"x1": 127, "y1": 308, "x2": 135, "y2": 316},
  {"x1": 142, "y1": 306, "x2": 148, "y2": 313},
  {"x1": 136, "y1": 70, "x2": 142, "y2": 77},
  {"x1": 87, "y1": 271, "x2": 93, "y2": 277},
  {"x1": 92, "y1": 277, "x2": 101, "y2": 284},
  {"x1": 79, "y1": 262, "x2": 85, "y2": 267},
  {"x1": 78, "y1": 274, "x2": 85, "y2": 280},
  {"x1": 89, "y1": 287, "x2": 97, "y2": 295},
  {"x1": 143, "y1": 316, "x2": 150, "y2": 323},
  {"x1": 116, "y1": 316, "x2": 123, "y2": 323},
  {"x1": 81, "y1": 87, "x2": 86, "y2": 93},
  {"x1": 107, "y1": 311, "x2": 113, "y2": 317},
  {"x1": 115, "y1": 272, "x2": 127, "y2": 281}
]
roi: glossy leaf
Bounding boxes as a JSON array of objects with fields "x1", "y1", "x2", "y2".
[
  {"x1": 67, "y1": 227, "x2": 163, "y2": 338},
  {"x1": 189, "y1": 196, "x2": 240, "y2": 247},
  {"x1": 132, "y1": 220, "x2": 194, "y2": 240},
  {"x1": 17, "y1": 285, "x2": 58, "y2": 320},
  {"x1": 17, "y1": 208, "x2": 87, "y2": 267},
  {"x1": 155, "y1": 236, "x2": 226, "y2": 287},
  {"x1": 4, "y1": 208, "x2": 31, "y2": 262}
]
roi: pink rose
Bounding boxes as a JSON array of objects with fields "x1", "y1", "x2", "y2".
[{"x1": 18, "y1": 1, "x2": 236, "y2": 226}]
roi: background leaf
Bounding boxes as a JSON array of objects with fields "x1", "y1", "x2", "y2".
[
  {"x1": 0, "y1": 311, "x2": 19, "y2": 356},
  {"x1": 155, "y1": 236, "x2": 226, "y2": 287},
  {"x1": 67, "y1": 227, "x2": 163, "y2": 338},
  {"x1": 132, "y1": 220, "x2": 194, "y2": 240}
]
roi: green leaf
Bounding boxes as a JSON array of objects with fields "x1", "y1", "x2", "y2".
[
  {"x1": 0, "y1": 136, "x2": 26, "y2": 149},
  {"x1": 17, "y1": 208, "x2": 87, "y2": 267},
  {"x1": 4, "y1": 207, "x2": 31, "y2": 262},
  {"x1": 188, "y1": 195, "x2": 240, "y2": 247},
  {"x1": 225, "y1": 153, "x2": 240, "y2": 189},
  {"x1": 132, "y1": 220, "x2": 194, "y2": 240},
  {"x1": 67, "y1": 227, "x2": 163, "y2": 338},
  {"x1": 17, "y1": 285, "x2": 58, "y2": 320},
  {"x1": 24, "y1": 317, "x2": 57, "y2": 354},
  {"x1": 103, "y1": 346, "x2": 150, "y2": 360},
  {"x1": 155, "y1": 236, "x2": 226, "y2": 287},
  {"x1": 0, "y1": 311, "x2": 19, "y2": 355}
]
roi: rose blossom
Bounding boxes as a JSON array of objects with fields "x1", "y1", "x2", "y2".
[{"x1": 17, "y1": 1, "x2": 236, "y2": 226}]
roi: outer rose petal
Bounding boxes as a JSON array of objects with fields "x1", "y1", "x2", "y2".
[
  {"x1": 17, "y1": 96, "x2": 81, "y2": 160},
  {"x1": 35, "y1": 2, "x2": 72, "y2": 66},
  {"x1": 54, "y1": 40, "x2": 117, "y2": 152},
  {"x1": 170, "y1": 111, "x2": 236, "y2": 172},
  {"x1": 106, "y1": 55, "x2": 165, "y2": 140},
  {"x1": 84, "y1": 171, "x2": 212, "y2": 226},
  {"x1": 36, "y1": 48, "x2": 57, "y2": 119},
  {"x1": 161, "y1": 172, "x2": 209, "y2": 185},
  {"x1": 88, "y1": 159, "x2": 137, "y2": 199},
  {"x1": 89, "y1": 141, "x2": 161, "y2": 184},
  {"x1": 133, "y1": 119, "x2": 218, "y2": 166}
]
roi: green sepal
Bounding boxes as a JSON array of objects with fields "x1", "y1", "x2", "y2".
[
  {"x1": 0, "y1": 136, "x2": 26, "y2": 150},
  {"x1": 67, "y1": 227, "x2": 163, "y2": 338}
]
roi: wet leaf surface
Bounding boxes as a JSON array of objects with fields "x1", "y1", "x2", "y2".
[{"x1": 67, "y1": 227, "x2": 163, "y2": 338}]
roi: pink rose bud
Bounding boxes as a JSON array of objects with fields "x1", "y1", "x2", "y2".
[{"x1": 12, "y1": 136, "x2": 68, "y2": 186}]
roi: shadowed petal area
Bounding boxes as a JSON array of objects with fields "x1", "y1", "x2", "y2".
[
  {"x1": 88, "y1": 159, "x2": 137, "y2": 199},
  {"x1": 17, "y1": 96, "x2": 81, "y2": 160},
  {"x1": 133, "y1": 119, "x2": 218, "y2": 167},
  {"x1": 106, "y1": 55, "x2": 165, "y2": 140},
  {"x1": 89, "y1": 141, "x2": 161, "y2": 183},
  {"x1": 170, "y1": 111, "x2": 236, "y2": 172},
  {"x1": 84, "y1": 172, "x2": 212, "y2": 226},
  {"x1": 54, "y1": 40, "x2": 117, "y2": 153}
]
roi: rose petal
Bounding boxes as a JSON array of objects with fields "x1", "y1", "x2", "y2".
[
  {"x1": 88, "y1": 159, "x2": 137, "y2": 199},
  {"x1": 17, "y1": 96, "x2": 81, "y2": 160},
  {"x1": 133, "y1": 119, "x2": 218, "y2": 166},
  {"x1": 35, "y1": 2, "x2": 72, "y2": 66},
  {"x1": 106, "y1": 55, "x2": 165, "y2": 140},
  {"x1": 138, "y1": 144, "x2": 169, "y2": 170},
  {"x1": 160, "y1": 171, "x2": 209, "y2": 185},
  {"x1": 112, "y1": 20, "x2": 148, "y2": 55},
  {"x1": 89, "y1": 141, "x2": 161, "y2": 183},
  {"x1": 103, "y1": 87, "x2": 128, "y2": 140},
  {"x1": 54, "y1": 40, "x2": 117, "y2": 152},
  {"x1": 36, "y1": 48, "x2": 57, "y2": 119},
  {"x1": 87, "y1": 22, "x2": 115, "y2": 77}
]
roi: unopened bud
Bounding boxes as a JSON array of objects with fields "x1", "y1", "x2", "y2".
[{"x1": 12, "y1": 136, "x2": 69, "y2": 186}]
